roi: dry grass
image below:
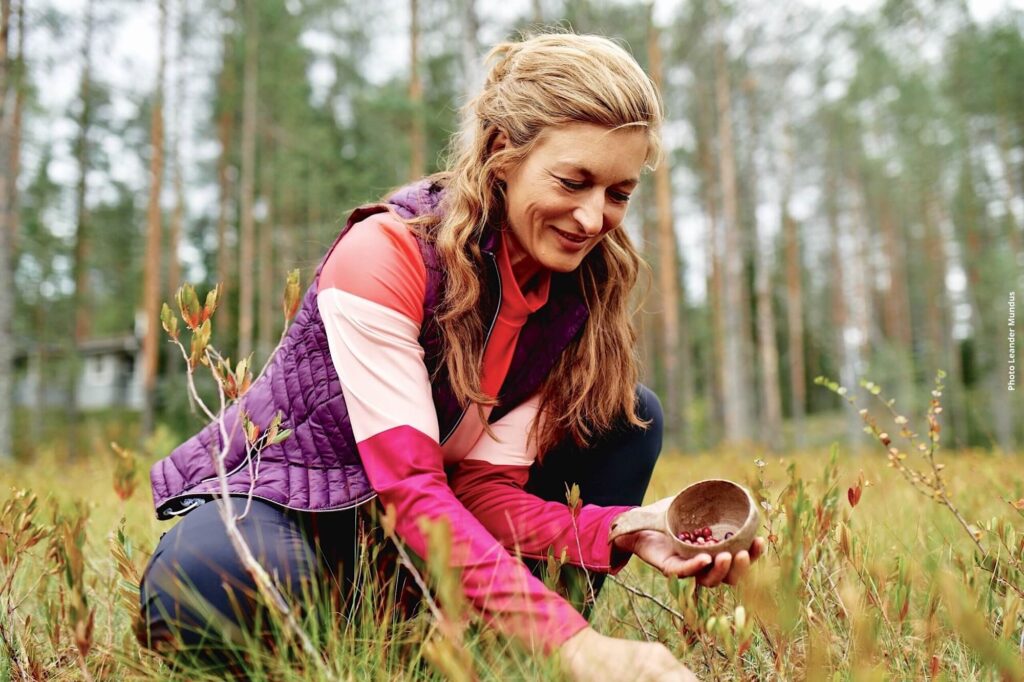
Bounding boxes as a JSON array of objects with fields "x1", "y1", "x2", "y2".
[{"x1": 1, "y1": 439, "x2": 1022, "y2": 680}]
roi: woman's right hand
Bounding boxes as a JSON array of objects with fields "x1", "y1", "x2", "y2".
[{"x1": 557, "y1": 626, "x2": 699, "y2": 682}]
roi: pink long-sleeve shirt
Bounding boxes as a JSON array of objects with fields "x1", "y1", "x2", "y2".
[{"x1": 315, "y1": 212, "x2": 632, "y2": 652}]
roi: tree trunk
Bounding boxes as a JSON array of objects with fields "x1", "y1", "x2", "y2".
[
  {"x1": 167, "y1": 0, "x2": 188, "y2": 298},
  {"x1": 745, "y1": 84, "x2": 782, "y2": 452},
  {"x1": 0, "y1": 0, "x2": 13, "y2": 460},
  {"x1": 140, "y1": 0, "x2": 168, "y2": 437},
  {"x1": 4, "y1": 0, "x2": 25, "y2": 458},
  {"x1": 646, "y1": 6, "x2": 692, "y2": 451},
  {"x1": 237, "y1": 0, "x2": 258, "y2": 360},
  {"x1": 847, "y1": 170, "x2": 874, "y2": 448},
  {"x1": 878, "y1": 196, "x2": 913, "y2": 350},
  {"x1": 637, "y1": 183, "x2": 659, "y2": 390},
  {"x1": 71, "y1": 2, "x2": 94, "y2": 345},
  {"x1": 918, "y1": 196, "x2": 946, "y2": 373},
  {"x1": 257, "y1": 137, "x2": 274, "y2": 362},
  {"x1": 995, "y1": 117, "x2": 1022, "y2": 253},
  {"x1": 697, "y1": 71, "x2": 723, "y2": 445},
  {"x1": 306, "y1": 165, "x2": 320, "y2": 269},
  {"x1": 408, "y1": 0, "x2": 424, "y2": 181},
  {"x1": 281, "y1": 179, "x2": 296, "y2": 281},
  {"x1": 781, "y1": 124, "x2": 805, "y2": 449},
  {"x1": 215, "y1": 10, "x2": 235, "y2": 341},
  {"x1": 67, "y1": 0, "x2": 95, "y2": 457},
  {"x1": 6, "y1": 0, "x2": 22, "y2": 251},
  {"x1": 713, "y1": 24, "x2": 752, "y2": 445},
  {"x1": 460, "y1": 0, "x2": 480, "y2": 97},
  {"x1": 825, "y1": 133, "x2": 858, "y2": 449},
  {"x1": 925, "y1": 197, "x2": 967, "y2": 446}
]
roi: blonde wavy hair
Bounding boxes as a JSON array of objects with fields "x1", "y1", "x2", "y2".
[{"x1": 412, "y1": 32, "x2": 663, "y2": 455}]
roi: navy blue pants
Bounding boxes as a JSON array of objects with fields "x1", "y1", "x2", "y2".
[{"x1": 138, "y1": 386, "x2": 663, "y2": 668}]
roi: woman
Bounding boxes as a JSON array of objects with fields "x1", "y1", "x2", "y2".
[{"x1": 139, "y1": 32, "x2": 762, "y2": 681}]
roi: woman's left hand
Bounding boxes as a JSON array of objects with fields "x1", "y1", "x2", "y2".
[{"x1": 615, "y1": 529, "x2": 765, "y2": 587}]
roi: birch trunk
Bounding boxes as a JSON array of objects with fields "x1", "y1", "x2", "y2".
[
  {"x1": 713, "y1": 24, "x2": 752, "y2": 444},
  {"x1": 926, "y1": 198, "x2": 968, "y2": 446},
  {"x1": 460, "y1": 0, "x2": 480, "y2": 97},
  {"x1": 825, "y1": 141, "x2": 858, "y2": 449},
  {"x1": 745, "y1": 85, "x2": 782, "y2": 452}
]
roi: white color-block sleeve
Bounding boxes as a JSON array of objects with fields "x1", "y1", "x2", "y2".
[
  {"x1": 461, "y1": 394, "x2": 541, "y2": 467},
  {"x1": 316, "y1": 288, "x2": 440, "y2": 443}
]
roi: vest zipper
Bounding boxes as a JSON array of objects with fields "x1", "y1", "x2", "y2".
[
  {"x1": 158, "y1": 490, "x2": 379, "y2": 520},
  {"x1": 440, "y1": 250, "x2": 501, "y2": 445}
]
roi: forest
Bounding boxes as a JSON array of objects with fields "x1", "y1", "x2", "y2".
[
  {"x1": 1, "y1": 0, "x2": 1020, "y2": 460},
  {"x1": 0, "y1": 0, "x2": 1023, "y2": 680}
]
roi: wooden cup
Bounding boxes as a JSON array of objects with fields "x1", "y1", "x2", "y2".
[{"x1": 608, "y1": 478, "x2": 760, "y2": 560}]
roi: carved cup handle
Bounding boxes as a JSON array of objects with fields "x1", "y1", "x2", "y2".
[{"x1": 607, "y1": 506, "x2": 666, "y2": 544}]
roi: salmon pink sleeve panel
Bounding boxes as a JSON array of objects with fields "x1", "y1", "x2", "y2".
[
  {"x1": 449, "y1": 397, "x2": 633, "y2": 573},
  {"x1": 316, "y1": 213, "x2": 587, "y2": 651}
]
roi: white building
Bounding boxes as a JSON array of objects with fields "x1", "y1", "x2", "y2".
[{"x1": 14, "y1": 335, "x2": 144, "y2": 411}]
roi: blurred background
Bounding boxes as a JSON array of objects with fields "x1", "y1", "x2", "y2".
[{"x1": 0, "y1": 0, "x2": 1022, "y2": 463}]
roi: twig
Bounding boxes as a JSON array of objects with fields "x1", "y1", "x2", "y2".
[
  {"x1": 76, "y1": 650, "x2": 95, "y2": 682},
  {"x1": 564, "y1": 484, "x2": 597, "y2": 610},
  {"x1": 841, "y1": 554, "x2": 913, "y2": 672},
  {"x1": 166, "y1": 291, "x2": 336, "y2": 680},
  {"x1": 387, "y1": 535, "x2": 446, "y2": 625},
  {"x1": 607, "y1": 574, "x2": 685, "y2": 621},
  {"x1": 627, "y1": 592, "x2": 655, "y2": 642}
]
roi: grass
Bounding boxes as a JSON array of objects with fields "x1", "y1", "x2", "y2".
[{"x1": 1, "y1": 437, "x2": 1022, "y2": 680}]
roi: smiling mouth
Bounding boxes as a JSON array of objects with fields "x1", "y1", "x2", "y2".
[{"x1": 553, "y1": 227, "x2": 589, "y2": 243}]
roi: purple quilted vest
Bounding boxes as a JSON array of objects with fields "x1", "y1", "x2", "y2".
[{"x1": 149, "y1": 181, "x2": 590, "y2": 519}]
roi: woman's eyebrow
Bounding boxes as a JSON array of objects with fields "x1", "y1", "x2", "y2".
[{"x1": 557, "y1": 163, "x2": 639, "y2": 188}]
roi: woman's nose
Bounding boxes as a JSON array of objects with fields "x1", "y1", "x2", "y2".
[{"x1": 572, "y1": 192, "x2": 605, "y2": 236}]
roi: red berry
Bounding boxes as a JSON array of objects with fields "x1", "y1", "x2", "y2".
[{"x1": 702, "y1": 527, "x2": 711, "y2": 538}]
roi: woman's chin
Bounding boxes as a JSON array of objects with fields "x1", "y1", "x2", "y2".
[{"x1": 538, "y1": 255, "x2": 584, "y2": 274}]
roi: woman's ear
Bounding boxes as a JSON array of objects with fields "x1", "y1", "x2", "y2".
[{"x1": 490, "y1": 130, "x2": 510, "y2": 181}]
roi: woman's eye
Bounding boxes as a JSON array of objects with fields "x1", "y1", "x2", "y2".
[
  {"x1": 559, "y1": 178, "x2": 586, "y2": 191},
  {"x1": 609, "y1": 191, "x2": 632, "y2": 204}
]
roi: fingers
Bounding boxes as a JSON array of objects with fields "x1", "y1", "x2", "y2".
[
  {"x1": 659, "y1": 536, "x2": 767, "y2": 586},
  {"x1": 723, "y1": 550, "x2": 750, "y2": 585},
  {"x1": 660, "y1": 553, "x2": 713, "y2": 578},
  {"x1": 696, "y1": 551, "x2": 732, "y2": 587},
  {"x1": 749, "y1": 536, "x2": 766, "y2": 562}
]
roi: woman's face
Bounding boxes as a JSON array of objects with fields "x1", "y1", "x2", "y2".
[{"x1": 495, "y1": 122, "x2": 649, "y2": 286}]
